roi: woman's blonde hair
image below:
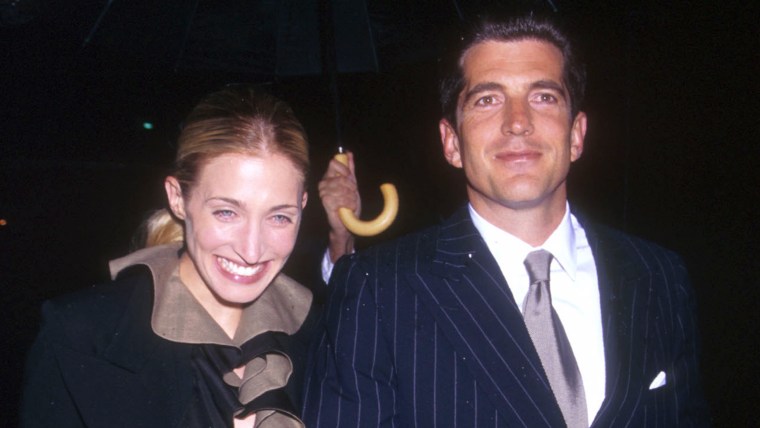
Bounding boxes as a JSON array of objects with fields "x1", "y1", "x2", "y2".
[{"x1": 142, "y1": 86, "x2": 309, "y2": 248}]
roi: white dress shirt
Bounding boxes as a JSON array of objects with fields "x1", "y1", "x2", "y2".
[
  {"x1": 469, "y1": 203, "x2": 606, "y2": 423},
  {"x1": 321, "y1": 249, "x2": 336, "y2": 284}
]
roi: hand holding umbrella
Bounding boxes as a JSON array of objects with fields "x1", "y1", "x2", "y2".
[
  {"x1": 320, "y1": 149, "x2": 398, "y2": 256},
  {"x1": 333, "y1": 150, "x2": 398, "y2": 237}
]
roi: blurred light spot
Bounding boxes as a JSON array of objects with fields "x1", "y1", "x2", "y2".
[
  {"x1": 0, "y1": 219, "x2": 7, "y2": 226},
  {"x1": 142, "y1": 122, "x2": 154, "y2": 130}
]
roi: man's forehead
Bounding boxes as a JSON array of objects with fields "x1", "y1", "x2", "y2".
[
  {"x1": 459, "y1": 39, "x2": 565, "y2": 82},
  {"x1": 458, "y1": 38, "x2": 567, "y2": 101}
]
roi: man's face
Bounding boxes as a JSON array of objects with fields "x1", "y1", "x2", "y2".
[{"x1": 439, "y1": 39, "x2": 586, "y2": 225}]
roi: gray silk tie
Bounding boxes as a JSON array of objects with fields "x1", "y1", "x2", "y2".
[{"x1": 523, "y1": 249, "x2": 588, "y2": 428}]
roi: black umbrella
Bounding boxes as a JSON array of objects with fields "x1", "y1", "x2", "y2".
[
  {"x1": 80, "y1": 1, "x2": 557, "y2": 74},
  {"x1": 80, "y1": 0, "x2": 562, "y2": 235},
  {"x1": 81, "y1": 0, "x2": 471, "y2": 235},
  {"x1": 83, "y1": 1, "x2": 574, "y2": 144},
  {"x1": 82, "y1": 0, "x2": 456, "y2": 94}
]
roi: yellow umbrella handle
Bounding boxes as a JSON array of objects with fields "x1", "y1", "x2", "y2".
[{"x1": 335, "y1": 153, "x2": 398, "y2": 237}]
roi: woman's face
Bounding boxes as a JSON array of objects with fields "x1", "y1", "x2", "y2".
[{"x1": 165, "y1": 152, "x2": 307, "y2": 307}]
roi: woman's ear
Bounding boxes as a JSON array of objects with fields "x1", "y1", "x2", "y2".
[{"x1": 164, "y1": 177, "x2": 186, "y2": 220}]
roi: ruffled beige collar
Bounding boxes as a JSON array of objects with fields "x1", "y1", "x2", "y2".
[
  {"x1": 109, "y1": 243, "x2": 310, "y2": 427},
  {"x1": 109, "y1": 243, "x2": 311, "y2": 346}
]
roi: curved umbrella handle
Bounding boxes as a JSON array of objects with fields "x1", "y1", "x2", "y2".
[{"x1": 335, "y1": 153, "x2": 398, "y2": 237}]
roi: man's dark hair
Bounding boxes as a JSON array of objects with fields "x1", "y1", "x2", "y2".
[{"x1": 439, "y1": 12, "x2": 586, "y2": 125}]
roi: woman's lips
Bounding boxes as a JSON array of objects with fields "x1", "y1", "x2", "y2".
[{"x1": 216, "y1": 256, "x2": 268, "y2": 284}]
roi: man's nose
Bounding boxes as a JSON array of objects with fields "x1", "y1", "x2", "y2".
[
  {"x1": 235, "y1": 222, "x2": 262, "y2": 264},
  {"x1": 501, "y1": 98, "x2": 534, "y2": 136}
]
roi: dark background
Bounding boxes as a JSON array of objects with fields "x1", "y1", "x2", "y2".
[{"x1": 2, "y1": 0, "x2": 757, "y2": 425}]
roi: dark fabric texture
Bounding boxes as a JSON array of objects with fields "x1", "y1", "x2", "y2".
[
  {"x1": 182, "y1": 333, "x2": 298, "y2": 427},
  {"x1": 303, "y1": 205, "x2": 711, "y2": 427},
  {"x1": 20, "y1": 266, "x2": 317, "y2": 427}
]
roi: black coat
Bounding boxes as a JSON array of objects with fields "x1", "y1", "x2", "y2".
[{"x1": 21, "y1": 266, "x2": 318, "y2": 427}]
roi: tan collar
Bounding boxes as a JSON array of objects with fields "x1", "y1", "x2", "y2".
[{"x1": 109, "y1": 244, "x2": 312, "y2": 346}]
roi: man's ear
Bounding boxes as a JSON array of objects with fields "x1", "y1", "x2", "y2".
[
  {"x1": 570, "y1": 111, "x2": 587, "y2": 162},
  {"x1": 301, "y1": 191, "x2": 308, "y2": 210},
  {"x1": 164, "y1": 176, "x2": 186, "y2": 220},
  {"x1": 440, "y1": 118, "x2": 463, "y2": 168}
]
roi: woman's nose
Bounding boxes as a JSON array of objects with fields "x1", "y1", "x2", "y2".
[{"x1": 235, "y1": 222, "x2": 262, "y2": 264}]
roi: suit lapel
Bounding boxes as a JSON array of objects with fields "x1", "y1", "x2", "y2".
[
  {"x1": 583, "y1": 221, "x2": 649, "y2": 425},
  {"x1": 407, "y1": 207, "x2": 565, "y2": 427}
]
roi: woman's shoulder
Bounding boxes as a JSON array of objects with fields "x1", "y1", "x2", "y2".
[
  {"x1": 47, "y1": 243, "x2": 181, "y2": 337},
  {"x1": 50, "y1": 265, "x2": 152, "y2": 312},
  {"x1": 40, "y1": 266, "x2": 155, "y2": 349}
]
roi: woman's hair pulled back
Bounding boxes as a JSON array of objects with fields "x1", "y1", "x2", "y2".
[{"x1": 142, "y1": 86, "x2": 309, "y2": 248}]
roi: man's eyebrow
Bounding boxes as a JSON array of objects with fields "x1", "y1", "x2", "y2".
[
  {"x1": 461, "y1": 80, "x2": 568, "y2": 104},
  {"x1": 461, "y1": 82, "x2": 503, "y2": 104},
  {"x1": 531, "y1": 80, "x2": 567, "y2": 98}
]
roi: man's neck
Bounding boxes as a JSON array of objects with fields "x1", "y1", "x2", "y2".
[{"x1": 469, "y1": 198, "x2": 568, "y2": 247}]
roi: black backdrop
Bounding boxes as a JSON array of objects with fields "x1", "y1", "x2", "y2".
[{"x1": 2, "y1": 1, "x2": 758, "y2": 425}]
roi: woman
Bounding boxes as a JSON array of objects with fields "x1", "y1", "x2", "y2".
[{"x1": 22, "y1": 86, "x2": 313, "y2": 427}]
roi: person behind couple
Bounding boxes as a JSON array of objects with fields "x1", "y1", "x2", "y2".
[
  {"x1": 22, "y1": 86, "x2": 313, "y2": 427},
  {"x1": 303, "y1": 11, "x2": 709, "y2": 427}
]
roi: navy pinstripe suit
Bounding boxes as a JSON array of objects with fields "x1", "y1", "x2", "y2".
[{"x1": 303, "y1": 206, "x2": 709, "y2": 427}]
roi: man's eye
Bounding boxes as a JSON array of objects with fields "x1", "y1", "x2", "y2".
[
  {"x1": 536, "y1": 93, "x2": 558, "y2": 103},
  {"x1": 475, "y1": 95, "x2": 496, "y2": 106}
]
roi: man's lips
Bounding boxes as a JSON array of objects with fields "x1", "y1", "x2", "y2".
[{"x1": 494, "y1": 150, "x2": 541, "y2": 162}]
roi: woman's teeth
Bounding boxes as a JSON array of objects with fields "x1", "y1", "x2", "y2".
[{"x1": 218, "y1": 257, "x2": 262, "y2": 277}]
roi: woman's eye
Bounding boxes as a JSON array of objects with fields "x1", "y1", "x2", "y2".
[
  {"x1": 214, "y1": 209, "x2": 236, "y2": 219},
  {"x1": 272, "y1": 214, "x2": 293, "y2": 225}
]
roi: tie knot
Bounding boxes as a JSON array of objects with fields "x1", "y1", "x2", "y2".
[{"x1": 524, "y1": 249, "x2": 553, "y2": 284}]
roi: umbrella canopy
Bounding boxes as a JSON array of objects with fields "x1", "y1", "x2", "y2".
[
  {"x1": 79, "y1": 0, "x2": 485, "y2": 148},
  {"x1": 82, "y1": 0, "x2": 464, "y2": 77}
]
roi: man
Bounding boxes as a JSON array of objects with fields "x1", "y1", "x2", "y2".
[{"x1": 303, "y1": 13, "x2": 709, "y2": 427}]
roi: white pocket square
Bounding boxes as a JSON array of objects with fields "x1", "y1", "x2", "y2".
[{"x1": 648, "y1": 371, "x2": 667, "y2": 390}]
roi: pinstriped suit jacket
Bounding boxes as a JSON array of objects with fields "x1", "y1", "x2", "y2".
[{"x1": 303, "y1": 206, "x2": 709, "y2": 427}]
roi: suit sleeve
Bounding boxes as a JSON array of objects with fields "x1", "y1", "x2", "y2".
[
  {"x1": 20, "y1": 300, "x2": 86, "y2": 427},
  {"x1": 302, "y1": 253, "x2": 398, "y2": 427},
  {"x1": 665, "y1": 262, "x2": 711, "y2": 425}
]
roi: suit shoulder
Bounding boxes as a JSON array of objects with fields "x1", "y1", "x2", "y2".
[
  {"x1": 592, "y1": 224, "x2": 684, "y2": 265},
  {"x1": 349, "y1": 224, "x2": 440, "y2": 264},
  {"x1": 589, "y1": 223, "x2": 693, "y2": 297},
  {"x1": 330, "y1": 224, "x2": 441, "y2": 283}
]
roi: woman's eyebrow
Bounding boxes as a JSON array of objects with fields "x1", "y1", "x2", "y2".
[{"x1": 205, "y1": 196, "x2": 243, "y2": 207}]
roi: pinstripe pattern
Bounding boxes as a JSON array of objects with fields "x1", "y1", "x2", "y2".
[{"x1": 303, "y1": 206, "x2": 710, "y2": 427}]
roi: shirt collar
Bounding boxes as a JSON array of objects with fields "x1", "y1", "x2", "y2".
[{"x1": 468, "y1": 202, "x2": 578, "y2": 280}]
